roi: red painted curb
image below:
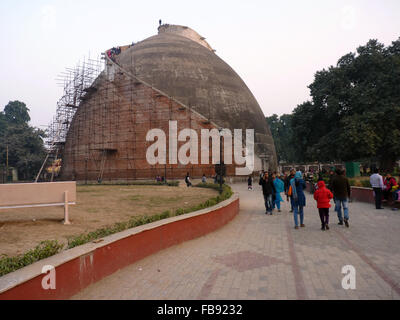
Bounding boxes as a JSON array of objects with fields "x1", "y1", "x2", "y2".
[
  {"x1": 349, "y1": 187, "x2": 375, "y2": 204},
  {"x1": 0, "y1": 196, "x2": 239, "y2": 300}
]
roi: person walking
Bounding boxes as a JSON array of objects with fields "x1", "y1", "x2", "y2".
[
  {"x1": 330, "y1": 169, "x2": 351, "y2": 227},
  {"x1": 327, "y1": 169, "x2": 336, "y2": 191},
  {"x1": 306, "y1": 170, "x2": 315, "y2": 194},
  {"x1": 259, "y1": 171, "x2": 276, "y2": 215},
  {"x1": 285, "y1": 169, "x2": 295, "y2": 212},
  {"x1": 248, "y1": 175, "x2": 253, "y2": 190},
  {"x1": 289, "y1": 171, "x2": 306, "y2": 229},
  {"x1": 370, "y1": 168, "x2": 384, "y2": 209},
  {"x1": 313, "y1": 180, "x2": 333, "y2": 231},
  {"x1": 273, "y1": 174, "x2": 284, "y2": 212},
  {"x1": 185, "y1": 172, "x2": 192, "y2": 187}
]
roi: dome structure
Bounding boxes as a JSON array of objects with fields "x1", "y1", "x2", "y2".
[
  {"x1": 118, "y1": 25, "x2": 276, "y2": 162},
  {"x1": 61, "y1": 24, "x2": 277, "y2": 181}
]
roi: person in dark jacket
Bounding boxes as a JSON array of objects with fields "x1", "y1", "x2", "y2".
[
  {"x1": 327, "y1": 170, "x2": 336, "y2": 191},
  {"x1": 290, "y1": 171, "x2": 307, "y2": 229},
  {"x1": 284, "y1": 169, "x2": 295, "y2": 212},
  {"x1": 330, "y1": 169, "x2": 351, "y2": 227},
  {"x1": 259, "y1": 171, "x2": 276, "y2": 215},
  {"x1": 248, "y1": 175, "x2": 253, "y2": 190},
  {"x1": 185, "y1": 172, "x2": 192, "y2": 187}
]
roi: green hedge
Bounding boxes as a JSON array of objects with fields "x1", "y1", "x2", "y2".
[
  {"x1": 348, "y1": 179, "x2": 371, "y2": 188},
  {"x1": 0, "y1": 240, "x2": 64, "y2": 277}
]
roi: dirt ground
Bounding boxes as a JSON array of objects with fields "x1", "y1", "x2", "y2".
[{"x1": 0, "y1": 181, "x2": 218, "y2": 258}]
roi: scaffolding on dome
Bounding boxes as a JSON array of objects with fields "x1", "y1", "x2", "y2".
[
  {"x1": 36, "y1": 43, "x2": 230, "y2": 183},
  {"x1": 35, "y1": 54, "x2": 104, "y2": 182}
]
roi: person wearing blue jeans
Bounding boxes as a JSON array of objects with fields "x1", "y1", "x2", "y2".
[
  {"x1": 264, "y1": 193, "x2": 274, "y2": 213},
  {"x1": 290, "y1": 171, "x2": 307, "y2": 229},
  {"x1": 259, "y1": 171, "x2": 276, "y2": 215},
  {"x1": 293, "y1": 204, "x2": 304, "y2": 228},
  {"x1": 335, "y1": 198, "x2": 349, "y2": 222},
  {"x1": 330, "y1": 168, "x2": 351, "y2": 227}
]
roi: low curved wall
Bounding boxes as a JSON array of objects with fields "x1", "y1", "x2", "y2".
[
  {"x1": 0, "y1": 194, "x2": 239, "y2": 300},
  {"x1": 350, "y1": 186, "x2": 375, "y2": 203},
  {"x1": 306, "y1": 182, "x2": 379, "y2": 204}
]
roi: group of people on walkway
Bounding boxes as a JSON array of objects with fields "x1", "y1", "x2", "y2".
[
  {"x1": 370, "y1": 169, "x2": 400, "y2": 209},
  {"x1": 257, "y1": 168, "x2": 352, "y2": 231}
]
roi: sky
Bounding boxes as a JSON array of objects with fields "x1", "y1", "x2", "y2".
[{"x1": 0, "y1": 0, "x2": 399, "y2": 128}]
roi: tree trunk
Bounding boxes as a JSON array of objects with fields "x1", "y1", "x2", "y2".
[{"x1": 379, "y1": 155, "x2": 397, "y2": 173}]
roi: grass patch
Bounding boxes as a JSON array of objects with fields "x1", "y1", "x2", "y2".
[
  {"x1": 67, "y1": 184, "x2": 233, "y2": 249},
  {"x1": 0, "y1": 183, "x2": 232, "y2": 277},
  {"x1": 147, "y1": 196, "x2": 184, "y2": 205},
  {"x1": 0, "y1": 240, "x2": 64, "y2": 277},
  {"x1": 76, "y1": 187, "x2": 106, "y2": 193},
  {"x1": 126, "y1": 195, "x2": 143, "y2": 201},
  {"x1": 81, "y1": 181, "x2": 180, "y2": 187},
  {"x1": 86, "y1": 208, "x2": 99, "y2": 214}
]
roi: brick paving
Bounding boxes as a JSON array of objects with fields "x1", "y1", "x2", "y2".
[{"x1": 72, "y1": 183, "x2": 400, "y2": 300}]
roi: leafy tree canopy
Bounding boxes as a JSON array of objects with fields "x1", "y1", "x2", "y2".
[
  {"x1": 288, "y1": 38, "x2": 400, "y2": 169},
  {"x1": 266, "y1": 113, "x2": 296, "y2": 163},
  {"x1": 3, "y1": 100, "x2": 31, "y2": 124},
  {"x1": 0, "y1": 101, "x2": 46, "y2": 180}
]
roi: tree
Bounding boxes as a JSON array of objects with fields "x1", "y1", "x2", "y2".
[
  {"x1": 291, "y1": 38, "x2": 400, "y2": 170},
  {"x1": 3, "y1": 100, "x2": 31, "y2": 124},
  {"x1": 0, "y1": 101, "x2": 46, "y2": 180},
  {"x1": 266, "y1": 113, "x2": 297, "y2": 163}
]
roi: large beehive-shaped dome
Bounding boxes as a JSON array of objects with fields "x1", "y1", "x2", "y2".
[
  {"x1": 61, "y1": 24, "x2": 277, "y2": 181},
  {"x1": 116, "y1": 24, "x2": 277, "y2": 168}
]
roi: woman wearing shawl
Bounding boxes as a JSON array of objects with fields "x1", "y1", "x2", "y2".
[
  {"x1": 290, "y1": 171, "x2": 307, "y2": 229},
  {"x1": 273, "y1": 174, "x2": 285, "y2": 212}
]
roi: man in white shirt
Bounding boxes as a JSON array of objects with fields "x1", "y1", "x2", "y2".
[{"x1": 370, "y1": 168, "x2": 384, "y2": 209}]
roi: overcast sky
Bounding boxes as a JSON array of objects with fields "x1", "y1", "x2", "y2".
[{"x1": 0, "y1": 0, "x2": 399, "y2": 128}]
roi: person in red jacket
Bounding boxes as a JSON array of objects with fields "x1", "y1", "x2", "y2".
[
  {"x1": 383, "y1": 173, "x2": 398, "y2": 202},
  {"x1": 313, "y1": 180, "x2": 333, "y2": 231}
]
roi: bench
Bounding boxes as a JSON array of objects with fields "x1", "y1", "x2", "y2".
[{"x1": 0, "y1": 182, "x2": 76, "y2": 225}]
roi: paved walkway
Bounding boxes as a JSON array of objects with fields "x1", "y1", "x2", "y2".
[{"x1": 72, "y1": 183, "x2": 400, "y2": 300}]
